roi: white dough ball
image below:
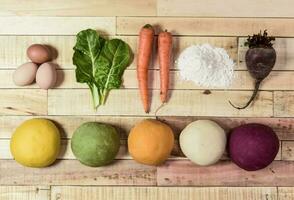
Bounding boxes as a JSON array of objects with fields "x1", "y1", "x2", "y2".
[{"x1": 179, "y1": 120, "x2": 226, "y2": 166}]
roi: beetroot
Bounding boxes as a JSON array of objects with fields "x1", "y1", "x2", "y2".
[
  {"x1": 229, "y1": 123, "x2": 279, "y2": 171},
  {"x1": 230, "y1": 30, "x2": 276, "y2": 109}
]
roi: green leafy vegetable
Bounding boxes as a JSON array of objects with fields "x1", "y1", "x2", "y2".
[
  {"x1": 244, "y1": 30, "x2": 275, "y2": 48},
  {"x1": 73, "y1": 29, "x2": 132, "y2": 109}
]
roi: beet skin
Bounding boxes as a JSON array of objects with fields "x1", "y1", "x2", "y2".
[
  {"x1": 246, "y1": 47, "x2": 276, "y2": 80},
  {"x1": 229, "y1": 30, "x2": 276, "y2": 109}
]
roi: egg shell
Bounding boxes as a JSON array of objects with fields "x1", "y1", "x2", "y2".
[
  {"x1": 27, "y1": 44, "x2": 51, "y2": 64},
  {"x1": 13, "y1": 62, "x2": 38, "y2": 86},
  {"x1": 179, "y1": 120, "x2": 227, "y2": 166},
  {"x1": 36, "y1": 63, "x2": 57, "y2": 90}
]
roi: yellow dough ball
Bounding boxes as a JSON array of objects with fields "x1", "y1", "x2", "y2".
[
  {"x1": 128, "y1": 119, "x2": 174, "y2": 166},
  {"x1": 10, "y1": 118, "x2": 60, "y2": 168}
]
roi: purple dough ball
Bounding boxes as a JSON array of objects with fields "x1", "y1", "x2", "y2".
[{"x1": 229, "y1": 123, "x2": 279, "y2": 171}]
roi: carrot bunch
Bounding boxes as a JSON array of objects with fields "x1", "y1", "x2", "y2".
[{"x1": 137, "y1": 24, "x2": 173, "y2": 113}]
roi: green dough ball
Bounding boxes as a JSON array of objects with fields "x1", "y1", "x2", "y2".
[{"x1": 71, "y1": 122, "x2": 120, "y2": 167}]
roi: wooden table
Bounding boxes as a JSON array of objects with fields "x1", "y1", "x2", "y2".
[{"x1": 1, "y1": 1, "x2": 294, "y2": 199}]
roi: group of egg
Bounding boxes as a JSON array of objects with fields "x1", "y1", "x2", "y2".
[{"x1": 13, "y1": 44, "x2": 57, "y2": 89}]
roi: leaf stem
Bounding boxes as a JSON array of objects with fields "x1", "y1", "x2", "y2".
[
  {"x1": 100, "y1": 90, "x2": 109, "y2": 105},
  {"x1": 89, "y1": 83, "x2": 100, "y2": 110}
]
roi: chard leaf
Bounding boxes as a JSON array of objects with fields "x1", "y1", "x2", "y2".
[
  {"x1": 73, "y1": 29, "x2": 105, "y2": 85},
  {"x1": 73, "y1": 29, "x2": 132, "y2": 109},
  {"x1": 95, "y1": 39, "x2": 132, "y2": 103}
]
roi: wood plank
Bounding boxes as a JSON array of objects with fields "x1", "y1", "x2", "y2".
[
  {"x1": 51, "y1": 186, "x2": 277, "y2": 200},
  {"x1": 0, "y1": 160, "x2": 156, "y2": 186},
  {"x1": 0, "y1": 0, "x2": 156, "y2": 16},
  {"x1": 0, "y1": 186, "x2": 50, "y2": 200},
  {"x1": 48, "y1": 89, "x2": 273, "y2": 117},
  {"x1": 157, "y1": 160, "x2": 294, "y2": 186},
  {"x1": 3, "y1": 70, "x2": 294, "y2": 90},
  {"x1": 158, "y1": 0, "x2": 293, "y2": 18},
  {"x1": 274, "y1": 92, "x2": 294, "y2": 117},
  {"x1": 0, "y1": 89, "x2": 47, "y2": 115},
  {"x1": 278, "y1": 187, "x2": 294, "y2": 200},
  {"x1": 281, "y1": 141, "x2": 294, "y2": 161},
  {"x1": 0, "y1": 35, "x2": 76, "y2": 69},
  {"x1": 238, "y1": 38, "x2": 294, "y2": 70},
  {"x1": 117, "y1": 17, "x2": 294, "y2": 37},
  {"x1": 0, "y1": 17, "x2": 115, "y2": 35},
  {"x1": 0, "y1": 35, "x2": 236, "y2": 69}
]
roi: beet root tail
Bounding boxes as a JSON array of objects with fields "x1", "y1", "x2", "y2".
[{"x1": 229, "y1": 80, "x2": 262, "y2": 110}]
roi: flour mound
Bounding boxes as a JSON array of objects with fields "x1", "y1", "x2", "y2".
[{"x1": 177, "y1": 44, "x2": 235, "y2": 88}]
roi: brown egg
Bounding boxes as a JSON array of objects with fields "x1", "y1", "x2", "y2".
[
  {"x1": 36, "y1": 63, "x2": 57, "y2": 89},
  {"x1": 27, "y1": 44, "x2": 51, "y2": 64},
  {"x1": 13, "y1": 62, "x2": 38, "y2": 86}
]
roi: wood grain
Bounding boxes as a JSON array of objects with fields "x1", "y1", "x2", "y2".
[
  {"x1": 0, "y1": 160, "x2": 156, "y2": 186},
  {"x1": 238, "y1": 38, "x2": 294, "y2": 71},
  {"x1": 48, "y1": 89, "x2": 273, "y2": 117},
  {"x1": 281, "y1": 141, "x2": 294, "y2": 161},
  {"x1": 0, "y1": 186, "x2": 49, "y2": 200},
  {"x1": 274, "y1": 92, "x2": 294, "y2": 117},
  {"x1": 157, "y1": 160, "x2": 294, "y2": 186},
  {"x1": 0, "y1": 89, "x2": 47, "y2": 115},
  {"x1": 158, "y1": 0, "x2": 294, "y2": 18},
  {"x1": 278, "y1": 187, "x2": 294, "y2": 200},
  {"x1": 0, "y1": 0, "x2": 156, "y2": 16},
  {"x1": 0, "y1": 17, "x2": 115, "y2": 35},
  {"x1": 0, "y1": 35, "x2": 236, "y2": 70},
  {"x1": 117, "y1": 17, "x2": 294, "y2": 36},
  {"x1": 51, "y1": 186, "x2": 277, "y2": 200}
]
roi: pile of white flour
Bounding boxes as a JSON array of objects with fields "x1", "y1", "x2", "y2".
[{"x1": 176, "y1": 44, "x2": 235, "y2": 88}]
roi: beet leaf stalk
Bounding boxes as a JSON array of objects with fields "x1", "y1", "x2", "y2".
[{"x1": 229, "y1": 30, "x2": 276, "y2": 109}]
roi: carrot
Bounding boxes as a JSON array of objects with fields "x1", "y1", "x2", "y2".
[
  {"x1": 158, "y1": 30, "x2": 172, "y2": 103},
  {"x1": 137, "y1": 24, "x2": 154, "y2": 113}
]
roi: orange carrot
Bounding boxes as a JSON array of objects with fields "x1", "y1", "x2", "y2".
[
  {"x1": 158, "y1": 30, "x2": 172, "y2": 103},
  {"x1": 137, "y1": 24, "x2": 154, "y2": 113}
]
